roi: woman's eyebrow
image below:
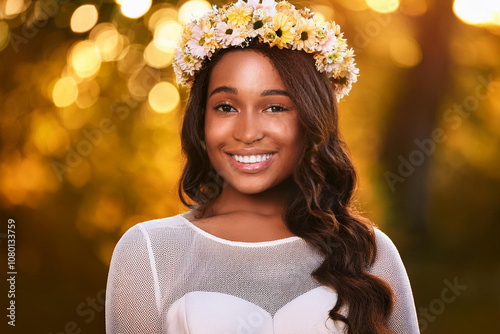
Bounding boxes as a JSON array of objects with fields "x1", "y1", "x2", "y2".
[
  {"x1": 209, "y1": 86, "x2": 237, "y2": 97},
  {"x1": 208, "y1": 87, "x2": 290, "y2": 98},
  {"x1": 261, "y1": 89, "x2": 290, "y2": 97}
]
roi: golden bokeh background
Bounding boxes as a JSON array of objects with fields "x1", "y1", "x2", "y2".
[{"x1": 0, "y1": 0, "x2": 499, "y2": 332}]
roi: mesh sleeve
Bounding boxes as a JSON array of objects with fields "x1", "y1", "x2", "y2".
[
  {"x1": 370, "y1": 228, "x2": 420, "y2": 334},
  {"x1": 105, "y1": 225, "x2": 162, "y2": 333}
]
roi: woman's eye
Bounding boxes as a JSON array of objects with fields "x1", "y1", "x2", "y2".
[
  {"x1": 264, "y1": 105, "x2": 287, "y2": 113},
  {"x1": 215, "y1": 104, "x2": 236, "y2": 113}
]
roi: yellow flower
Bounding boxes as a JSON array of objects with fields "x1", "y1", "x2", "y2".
[
  {"x1": 262, "y1": 27, "x2": 277, "y2": 44},
  {"x1": 226, "y1": 2, "x2": 253, "y2": 27},
  {"x1": 271, "y1": 12, "x2": 294, "y2": 48},
  {"x1": 294, "y1": 18, "x2": 316, "y2": 51}
]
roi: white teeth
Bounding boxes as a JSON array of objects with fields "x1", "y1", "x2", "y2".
[{"x1": 231, "y1": 154, "x2": 273, "y2": 163}]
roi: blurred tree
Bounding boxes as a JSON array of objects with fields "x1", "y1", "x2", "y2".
[{"x1": 380, "y1": 0, "x2": 455, "y2": 237}]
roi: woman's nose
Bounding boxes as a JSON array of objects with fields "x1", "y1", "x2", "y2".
[{"x1": 233, "y1": 110, "x2": 264, "y2": 144}]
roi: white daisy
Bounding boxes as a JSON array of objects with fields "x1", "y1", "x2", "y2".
[
  {"x1": 317, "y1": 30, "x2": 337, "y2": 53},
  {"x1": 216, "y1": 21, "x2": 247, "y2": 46},
  {"x1": 187, "y1": 23, "x2": 218, "y2": 59},
  {"x1": 175, "y1": 48, "x2": 202, "y2": 76}
]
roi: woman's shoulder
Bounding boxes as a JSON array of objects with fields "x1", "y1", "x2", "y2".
[
  {"x1": 372, "y1": 226, "x2": 400, "y2": 255},
  {"x1": 115, "y1": 213, "x2": 192, "y2": 247},
  {"x1": 109, "y1": 214, "x2": 196, "y2": 267},
  {"x1": 369, "y1": 225, "x2": 410, "y2": 280}
]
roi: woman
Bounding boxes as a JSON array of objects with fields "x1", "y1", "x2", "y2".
[{"x1": 106, "y1": 1, "x2": 419, "y2": 333}]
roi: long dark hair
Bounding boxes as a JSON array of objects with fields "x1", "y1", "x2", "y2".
[{"x1": 178, "y1": 40, "x2": 394, "y2": 333}]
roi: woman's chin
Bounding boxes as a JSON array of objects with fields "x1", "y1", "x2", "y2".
[
  {"x1": 227, "y1": 178, "x2": 293, "y2": 196},
  {"x1": 231, "y1": 184, "x2": 270, "y2": 195}
]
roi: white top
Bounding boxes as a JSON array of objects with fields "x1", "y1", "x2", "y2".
[{"x1": 105, "y1": 213, "x2": 420, "y2": 333}]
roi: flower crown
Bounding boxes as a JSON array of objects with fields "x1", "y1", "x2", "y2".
[{"x1": 173, "y1": 0, "x2": 359, "y2": 101}]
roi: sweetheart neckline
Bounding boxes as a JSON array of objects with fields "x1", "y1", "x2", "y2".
[
  {"x1": 165, "y1": 285, "x2": 345, "y2": 333},
  {"x1": 169, "y1": 285, "x2": 338, "y2": 317}
]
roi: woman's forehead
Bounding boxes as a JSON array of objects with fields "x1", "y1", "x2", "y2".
[{"x1": 208, "y1": 50, "x2": 286, "y2": 93}]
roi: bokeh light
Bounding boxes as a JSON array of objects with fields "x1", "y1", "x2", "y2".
[
  {"x1": 366, "y1": 0, "x2": 400, "y2": 13},
  {"x1": 32, "y1": 116, "x2": 70, "y2": 155},
  {"x1": 70, "y1": 4, "x2": 99, "y2": 33},
  {"x1": 52, "y1": 77, "x2": 78, "y2": 107},
  {"x1": 337, "y1": 0, "x2": 368, "y2": 11},
  {"x1": 0, "y1": 0, "x2": 30, "y2": 19},
  {"x1": 0, "y1": 152, "x2": 57, "y2": 208},
  {"x1": 148, "y1": 82, "x2": 180, "y2": 113},
  {"x1": 128, "y1": 66, "x2": 159, "y2": 99},
  {"x1": 178, "y1": 0, "x2": 212, "y2": 24},
  {"x1": 389, "y1": 37, "x2": 422, "y2": 68},
  {"x1": 69, "y1": 40, "x2": 102, "y2": 78},
  {"x1": 56, "y1": 104, "x2": 88, "y2": 130},
  {"x1": 117, "y1": 44, "x2": 145, "y2": 74},
  {"x1": 76, "y1": 80, "x2": 100, "y2": 109},
  {"x1": 120, "y1": 0, "x2": 152, "y2": 19},
  {"x1": 147, "y1": 6, "x2": 178, "y2": 31},
  {"x1": 90, "y1": 23, "x2": 128, "y2": 62},
  {"x1": 453, "y1": 0, "x2": 500, "y2": 26},
  {"x1": 4, "y1": 0, "x2": 24, "y2": 16},
  {"x1": 154, "y1": 20, "x2": 183, "y2": 51},
  {"x1": 311, "y1": 5, "x2": 335, "y2": 22},
  {"x1": 144, "y1": 41, "x2": 175, "y2": 69}
]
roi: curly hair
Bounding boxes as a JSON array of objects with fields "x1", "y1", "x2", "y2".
[{"x1": 178, "y1": 40, "x2": 394, "y2": 333}]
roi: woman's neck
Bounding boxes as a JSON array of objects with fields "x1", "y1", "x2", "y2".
[{"x1": 202, "y1": 177, "x2": 294, "y2": 219}]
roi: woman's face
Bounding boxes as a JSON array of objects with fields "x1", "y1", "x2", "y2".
[{"x1": 204, "y1": 50, "x2": 305, "y2": 195}]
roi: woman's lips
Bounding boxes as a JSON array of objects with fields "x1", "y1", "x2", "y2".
[{"x1": 227, "y1": 153, "x2": 276, "y2": 173}]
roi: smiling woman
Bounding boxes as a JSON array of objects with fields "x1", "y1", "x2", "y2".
[
  {"x1": 105, "y1": 1, "x2": 419, "y2": 333},
  {"x1": 204, "y1": 51, "x2": 304, "y2": 197}
]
